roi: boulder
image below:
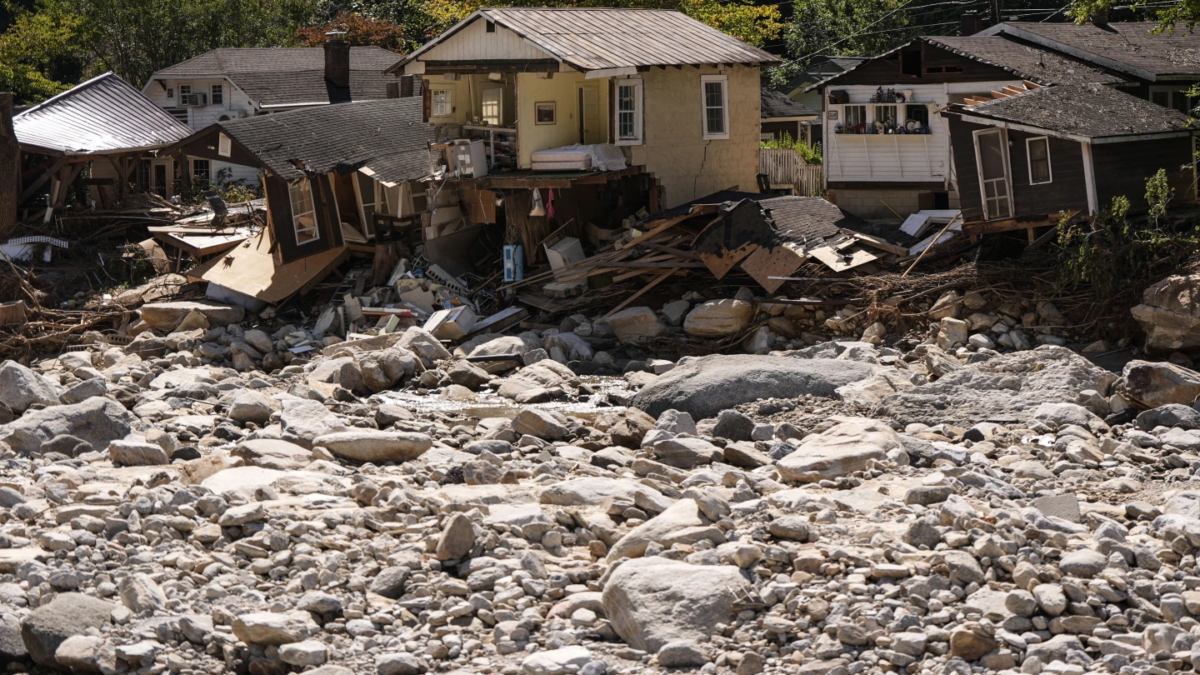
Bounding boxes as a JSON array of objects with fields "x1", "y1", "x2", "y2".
[
  {"x1": 878, "y1": 346, "x2": 1117, "y2": 426},
  {"x1": 307, "y1": 357, "x2": 363, "y2": 392},
  {"x1": 1118, "y1": 360, "x2": 1200, "y2": 408},
  {"x1": 511, "y1": 408, "x2": 570, "y2": 441},
  {"x1": 231, "y1": 611, "x2": 318, "y2": 646},
  {"x1": 0, "y1": 361, "x2": 61, "y2": 413},
  {"x1": 20, "y1": 592, "x2": 114, "y2": 667},
  {"x1": 312, "y1": 430, "x2": 431, "y2": 463},
  {"x1": 108, "y1": 440, "x2": 169, "y2": 466},
  {"x1": 777, "y1": 418, "x2": 902, "y2": 483},
  {"x1": 0, "y1": 397, "x2": 135, "y2": 454},
  {"x1": 608, "y1": 307, "x2": 666, "y2": 343},
  {"x1": 601, "y1": 558, "x2": 752, "y2": 652},
  {"x1": 118, "y1": 573, "x2": 167, "y2": 613},
  {"x1": 650, "y1": 437, "x2": 723, "y2": 469},
  {"x1": 279, "y1": 398, "x2": 349, "y2": 448},
  {"x1": 435, "y1": 513, "x2": 476, "y2": 561},
  {"x1": 397, "y1": 326, "x2": 451, "y2": 365},
  {"x1": 497, "y1": 361, "x2": 576, "y2": 400},
  {"x1": 1131, "y1": 274, "x2": 1200, "y2": 351},
  {"x1": 522, "y1": 646, "x2": 592, "y2": 675},
  {"x1": 632, "y1": 354, "x2": 876, "y2": 419},
  {"x1": 539, "y1": 477, "x2": 671, "y2": 512},
  {"x1": 139, "y1": 300, "x2": 243, "y2": 332},
  {"x1": 1138, "y1": 404, "x2": 1200, "y2": 430},
  {"x1": 232, "y1": 439, "x2": 314, "y2": 471},
  {"x1": 607, "y1": 499, "x2": 716, "y2": 561},
  {"x1": 683, "y1": 300, "x2": 754, "y2": 338},
  {"x1": 446, "y1": 360, "x2": 492, "y2": 390},
  {"x1": 54, "y1": 635, "x2": 106, "y2": 673},
  {"x1": 228, "y1": 391, "x2": 275, "y2": 425}
]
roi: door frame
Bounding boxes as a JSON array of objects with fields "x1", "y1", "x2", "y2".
[
  {"x1": 972, "y1": 128, "x2": 1014, "y2": 221},
  {"x1": 577, "y1": 84, "x2": 600, "y2": 145}
]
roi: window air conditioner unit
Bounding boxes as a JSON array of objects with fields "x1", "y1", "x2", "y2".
[{"x1": 181, "y1": 93, "x2": 208, "y2": 107}]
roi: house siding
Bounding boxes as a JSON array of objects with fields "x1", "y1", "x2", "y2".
[
  {"x1": 1092, "y1": 137, "x2": 1195, "y2": 211},
  {"x1": 626, "y1": 64, "x2": 761, "y2": 208},
  {"x1": 418, "y1": 16, "x2": 553, "y2": 63},
  {"x1": 829, "y1": 47, "x2": 1017, "y2": 87}
]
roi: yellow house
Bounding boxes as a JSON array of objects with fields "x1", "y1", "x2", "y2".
[{"x1": 386, "y1": 8, "x2": 779, "y2": 209}]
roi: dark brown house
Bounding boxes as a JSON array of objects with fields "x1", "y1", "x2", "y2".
[
  {"x1": 760, "y1": 88, "x2": 818, "y2": 144},
  {"x1": 944, "y1": 83, "x2": 1196, "y2": 225}
]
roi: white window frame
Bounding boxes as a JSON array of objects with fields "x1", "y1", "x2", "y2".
[
  {"x1": 179, "y1": 84, "x2": 191, "y2": 97},
  {"x1": 289, "y1": 178, "x2": 320, "y2": 245},
  {"x1": 700, "y1": 74, "x2": 729, "y2": 141},
  {"x1": 431, "y1": 89, "x2": 453, "y2": 118},
  {"x1": 972, "y1": 128, "x2": 1014, "y2": 222},
  {"x1": 191, "y1": 158, "x2": 210, "y2": 186},
  {"x1": 614, "y1": 77, "x2": 644, "y2": 146},
  {"x1": 211, "y1": 83, "x2": 223, "y2": 105},
  {"x1": 1026, "y1": 136, "x2": 1052, "y2": 185}
]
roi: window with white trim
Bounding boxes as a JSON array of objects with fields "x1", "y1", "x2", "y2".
[
  {"x1": 431, "y1": 89, "x2": 453, "y2": 117},
  {"x1": 1026, "y1": 136, "x2": 1052, "y2": 185},
  {"x1": 615, "y1": 78, "x2": 643, "y2": 145},
  {"x1": 179, "y1": 85, "x2": 191, "y2": 97},
  {"x1": 289, "y1": 179, "x2": 320, "y2": 245},
  {"x1": 701, "y1": 74, "x2": 728, "y2": 140},
  {"x1": 211, "y1": 84, "x2": 223, "y2": 105},
  {"x1": 192, "y1": 159, "x2": 210, "y2": 186}
]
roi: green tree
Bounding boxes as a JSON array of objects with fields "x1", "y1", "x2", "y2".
[
  {"x1": 49, "y1": 0, "x2": 324, "y2": 87},
  {"x1": 781, "y1": 0, "x2": 913, "y2": 71},
  {"x1": 295, "y1": 10, "x2": 408, "y2": 51},
  {"x1": 0, "y1": 3, "x2": 80, "y2": 104}
]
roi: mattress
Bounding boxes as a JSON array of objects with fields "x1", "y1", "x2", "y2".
[
  {"x1": 531, "y1": 148, "x2": 593, "y2": 163},
  {"x1": 531, "y1": 159, "x2": 592, "y2": 171}
]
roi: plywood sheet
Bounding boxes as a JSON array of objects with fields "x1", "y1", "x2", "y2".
[
  {"x1": 740, "y1": 242, "x2": 808, "y2": 294},
  {"x1": 202, "y1": 229, "x2": 347, "y2": 305},
  {"x1": 809, "y1": 245, "x2": 878, "y2": 272}
]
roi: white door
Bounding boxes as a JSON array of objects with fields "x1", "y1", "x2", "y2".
[
  {"x1": 482, "y1": 87, "x2": 503, "y2": 126},
  {"x1": 974, "y1": 129, "x2": 1012, "y2": 220},
  {"x1": 578, "y1": 85, "x2": 601, "y2": 144}
]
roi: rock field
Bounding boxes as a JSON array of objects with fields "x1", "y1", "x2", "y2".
[{"x1": 3, "y1": 294, "x2": 1200, "y2": 675}]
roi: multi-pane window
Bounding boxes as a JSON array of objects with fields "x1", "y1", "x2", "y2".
[
  {"x1": 192, "y1": 159, "x2": 210, "y2": 187},
  {"x1": 843, "y1": 105, "x2": 867, "y2": 131},
  {"x1": 211, "y1": 84, "x2": 223, "y2": 105},
  {"x1": 906, "y1": 104, "x2": 929, "y2": 127},
  {"x1": 179, "y1": 85, "x2": 191, "y2": 97},
  {"x1": 874, "y1": 105, "x2": 898, "y2": 130},
  {"x1": 701, "y1": 75, "x2": 728, "y2": 140},
  {"x1": 615, "y1": 78, "x2": 643, "y2": 145},
  {"x1": 431, "y1": 89, "x2": 452, "y2": 117},
  {"x1": 289, "y1": 179, "x2": 319, "y2": 244},
  {"x1": 1027, "y1": 136, "x2": 1052, "y2": 184}
]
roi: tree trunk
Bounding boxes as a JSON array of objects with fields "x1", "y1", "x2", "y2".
[{"x1": 0, "y1": 93, "x2": 19, "y2": 238}]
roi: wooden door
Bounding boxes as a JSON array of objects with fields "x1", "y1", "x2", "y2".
[
  {"x1": 974, "y1": 129, "x2": 1012, "y2": 221},
  {"x1": 578, "y1": 85, "x2": 601, "y2": 144}
]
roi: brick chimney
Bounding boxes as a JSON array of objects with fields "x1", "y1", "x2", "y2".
[{"x1": 324, "y1": 31, "x2": 351, "y2": 97}]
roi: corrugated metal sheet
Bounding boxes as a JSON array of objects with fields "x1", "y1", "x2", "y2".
[
  {"x1": 400, "y1": 8, "x2": 779, "y2": 72},
  {"x1": 14, "y1": 72, "x2": 193, "y2": 156}
]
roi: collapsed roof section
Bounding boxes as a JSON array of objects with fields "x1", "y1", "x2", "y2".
[{"x1": 14, "y1": 72, "x2": 193, "y2": 156}]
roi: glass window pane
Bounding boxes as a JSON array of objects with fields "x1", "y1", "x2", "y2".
[{"x1": 978, "y1": 133, "x2": 1006, "y2": 180}]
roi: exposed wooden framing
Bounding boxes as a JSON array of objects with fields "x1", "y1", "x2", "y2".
[
  {"x1": 961, "y1": 210, "x2": 1073, "y2": 237},
  {"x1": 604, "y1": 268, "x2": 677, "y2": 318},
  {"x1": 19, "y1": 157, "x2": 65, "y2": 203},
  {"x1": 847, "y1": 230, "x2": 909, "y2": 255}
]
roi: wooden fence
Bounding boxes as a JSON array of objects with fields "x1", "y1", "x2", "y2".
[{"x1": 760, "y1": 148, "x2": 823, "y2": 197}]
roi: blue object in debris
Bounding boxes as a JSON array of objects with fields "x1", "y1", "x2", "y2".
[{"x1": 503, "y1": 244, "x2": 524, "y2": 283}]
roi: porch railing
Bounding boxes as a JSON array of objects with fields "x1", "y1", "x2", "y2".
[{"x1": 760, "y1": 148, "x2": 823, "y2": 197}]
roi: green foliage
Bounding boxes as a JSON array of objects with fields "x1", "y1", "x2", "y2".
[
  {"x1": 761, "y1": 132, "x2": 823, "y2": 164},
  {"x1": 0, "y1": 2, "x2": 80, "y2": 104},
  {"x1": 295, "y1": 10, "x2": 407, "y2": 51},
  {"x1": 1057, "y1": 170, "x2": 1198, "y2": 297},
  {"x1": 782, "y1": 0, "x2": 910, "y2": 71},
  {"x1": 48, "y1": 0, "x2": 324, "y2": 86}
]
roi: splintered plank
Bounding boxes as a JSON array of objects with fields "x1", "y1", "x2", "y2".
[
  {"x1": 808, "y1": 245, "x2": 878, "y2": 272},
  {"x1": 604, "y1": 269, "x2": 678, "y2": 318},
  {"x1": 740, "y1": 242, "x2": 809, "y2": 294}
]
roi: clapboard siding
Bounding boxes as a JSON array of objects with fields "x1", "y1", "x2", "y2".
[
  {"x1": 421, "y1": 16, "x2": 553, "y2": 63},
  {"x1": 829, "y1": 47, "x2": 1017, "y2": 87},
  {"x1": 1093, "y1": 137, "x2": 1195, "y2": 211},
  {"x1": 1007, "y1": 130, "x2": 1089, "y2": 216}
]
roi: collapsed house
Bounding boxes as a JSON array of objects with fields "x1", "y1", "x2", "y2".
[
  {"x1": 945, "y1": 83, "x2": 1198, "y2": 233},
  {"x1": 11, "y1": 73, "x2": 193, "y2": 223},
  {"x1": 139, "y1": 36, "x2": 407, "y2": 195},
  {"x1": 385, "y1": 7, "x2": 779, "y2": 252},
  {"x1": 159, "y1": 96, "x2": 434, "y2": 311}
]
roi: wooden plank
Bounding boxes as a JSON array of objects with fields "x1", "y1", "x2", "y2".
[
  {"x1": 468, "y1": 306, "x2": 529, "y2": 336},
  {"x1": 962, "y1": 216, "x2": 1051, "y2": 237},
  {"x1": 604, "y1": 269, "x2": 677, "y2": 318},
  {"x1": 847, "y1": 231, "x2": 909, "y2": 256},
  {"x1": 809, "y1": 245, "x2": 878, "y2": 272},
  {"x1": 740, "y1": 242, "x2": 808, "y2": 294},
  {"x1": 618, "y1": 213, "x2": 692, "y2": 250}
]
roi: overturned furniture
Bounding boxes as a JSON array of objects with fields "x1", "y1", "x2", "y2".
[{"x1": 159, "y1": 97, "x2": 435, "y2": 309}]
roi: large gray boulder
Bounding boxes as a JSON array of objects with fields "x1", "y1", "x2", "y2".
[
  {"x1": 1131, "y1": 274, "x2": 1200, "y2": 351},
  {"x1": 777, "y1": 418, "x2": 903, "y2": 483},
  {"x1": 497, "y1": 360, "x2": 577, "y2": 400},
  {"x1": 312, "y1": 430, "x2": 431, "y2": 463},
  {"x1": 632, "y1": 354, "x2": 876, "y2": 419},
  {"x1": 279, "y1": 398, "x2": 349, "y2": 449},
  {"x1": 878, "y1": 346, "x2": 1117, "y2": 425},
  {"x1": 0, "y1": 361, "x2": 61, "y2": 414},
  {"x1": 601, "y1": 558, "x2": 751, "y2": 652},
  {"x1": 0, "y1": 397, "x2": 135, "y2": 454},
  {"x1": 20, "y1": 592, "x2": 114, "y2": 667}
]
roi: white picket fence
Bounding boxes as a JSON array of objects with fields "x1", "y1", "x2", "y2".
[{"x1": 760, "y1": 148, "x2": 823, "y2": 197}]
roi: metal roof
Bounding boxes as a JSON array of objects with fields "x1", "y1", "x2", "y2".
[
  {"x1": 979, "y1": 21, "x2": 1200, "y2": 79},
  {"x1": 394, "y1": 8, "x2": 780, "y2": 73},
  {"x1": 14, "y1": 72, "x2": 193, "y2": 156}
]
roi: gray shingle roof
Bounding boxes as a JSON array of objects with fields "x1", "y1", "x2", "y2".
[
  {"x1": 982, "y1": 21, "x2": 1200, "y2": 78},
  {"x1": 925, "y1": 36, "x2": 1128, "y2": 85},
  {"x1": 761, "y1": 88, "x2": 818, "y2": 120},
  {"x1": 151, "y1": 47, "x2": 404, "y2": 107},
  {"x1": 396, "y1": 8, "x2": 779, "y2": 73},
  {"x1": 960, "y1": 82, "x2": 1194, "y2": 139},
  {"x1": 14, "y1": 72, "x2": 193, "y2": 156},
  {"x1": 205, "y1": 97, "x2": 433, "y2": 183}
]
